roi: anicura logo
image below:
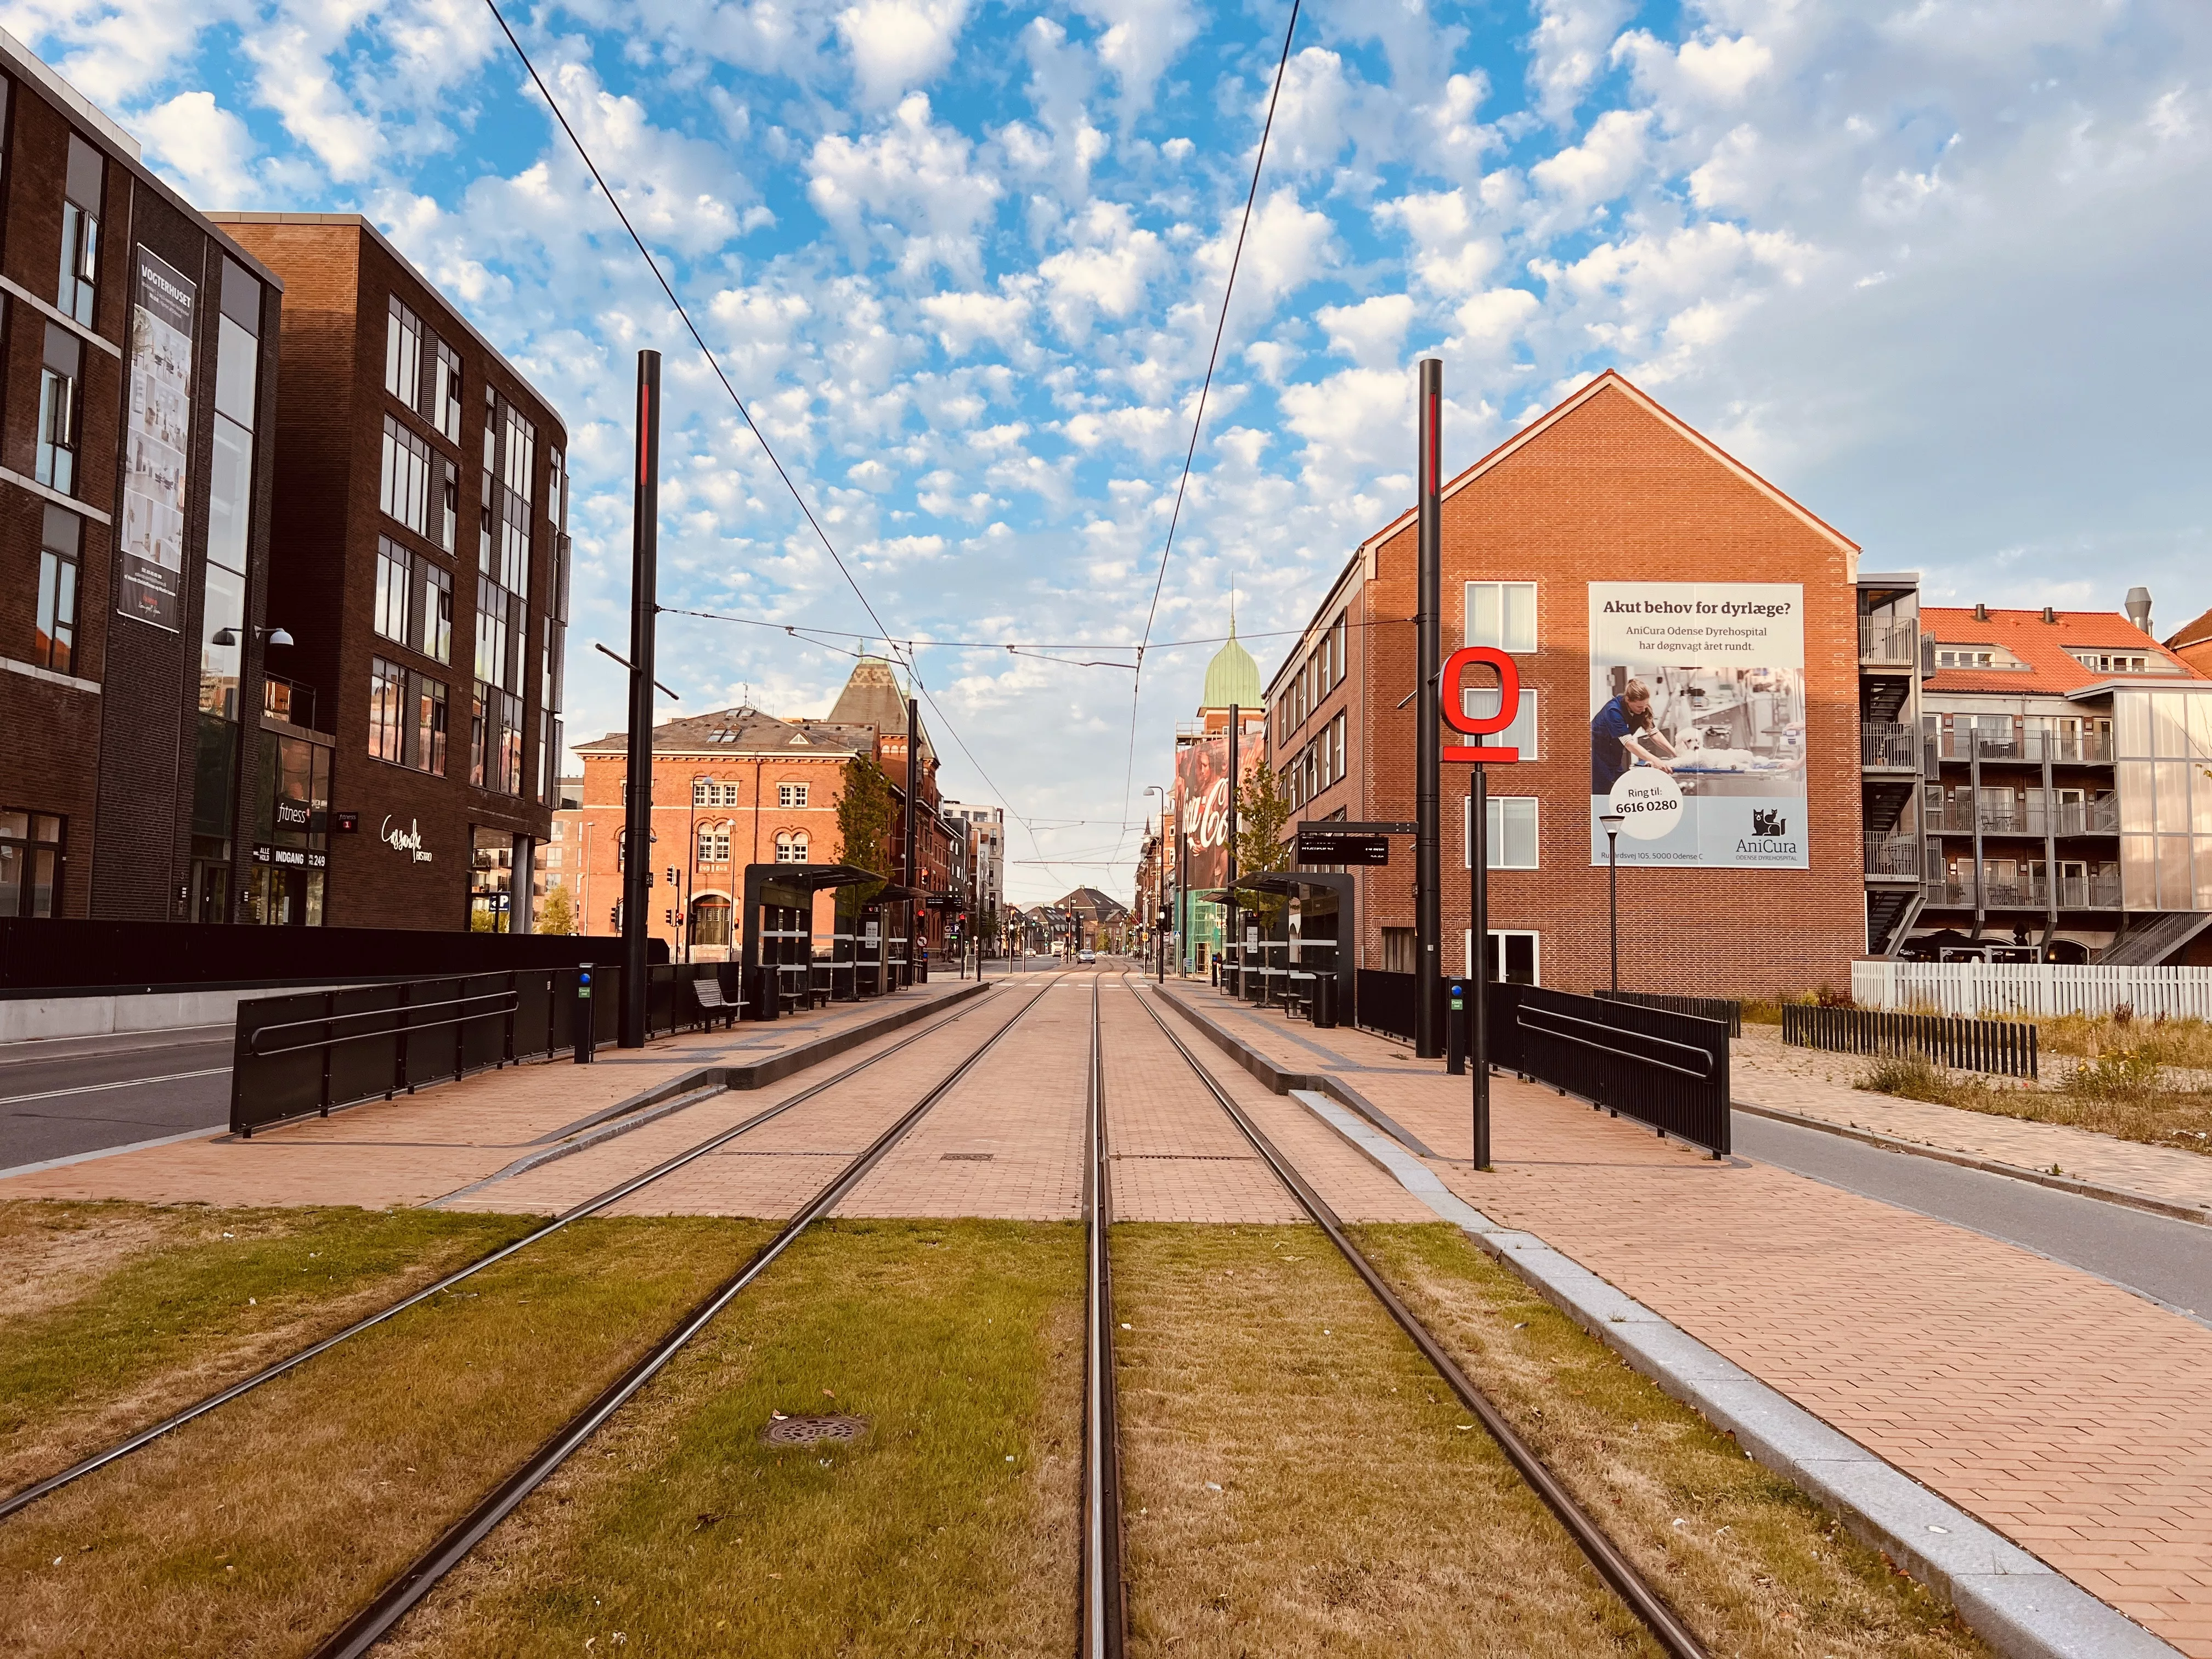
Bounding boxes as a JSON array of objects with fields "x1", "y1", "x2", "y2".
[
  {"x1": 381, "y1": 815, "x2": 433, "y2": 864},
  {"x1": 1751, "y1": 809, "x2": 1787, "y2": 838}
]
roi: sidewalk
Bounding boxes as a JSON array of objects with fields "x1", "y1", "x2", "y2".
[
  {"x1": 0, "y1": 984, "x2": 976, "y2": 1211},
  {"x1": 1157, "y1": 981, "x2": 2212, "y2": 1657},
  {"x1": 1733, "y1": 1024, "x2": 2212, "y2": 1218}
]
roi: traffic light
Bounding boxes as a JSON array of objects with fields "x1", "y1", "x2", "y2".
[
  {"x1": 664, "y1": 909, "x2": 675, "y2": 926},
  {"x1": 610, "y1": 905, "x2": 621, "y2": 929}
]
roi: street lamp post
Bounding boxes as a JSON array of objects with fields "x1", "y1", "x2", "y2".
[
  {"x1": 1143, "y1": 785, "x2": 1168, "y2": 984},
  {"x1": 1600, "y1": 813, "x2": 1626, "y2": 992}
]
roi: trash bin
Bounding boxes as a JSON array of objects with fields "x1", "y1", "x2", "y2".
[{"x1": 1312, "y1": 973, "x2": 1337, "y2": 1029}]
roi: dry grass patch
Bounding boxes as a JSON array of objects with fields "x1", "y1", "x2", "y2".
[
  {"x1": 1114, "y1": 1221, "x2": 1658, "y2": 1657},
  {"x1": 1350, "y1": 1222, "x2": 1989, "y2": 1659},
  {"x1": 0, "y1": 1213, "x2": 771, "y2": 1659},
  {"x1": 1855, "y1": 1051, "x2": 2212, "y2": 1158},
  {"x1": 0, "y1": 1200, "x2": 533, "y2": 1494},
  {"x1": 379, "y1": 1219, "x2": 1083, "y2": 1659}
]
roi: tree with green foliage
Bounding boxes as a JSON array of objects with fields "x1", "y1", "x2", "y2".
[
  {"x1": 536, "y1": 882, "x2": 578, "y2": 935},
  {"x1": 836, "y1": 753, "x2": 899, "y2": 913},
  {"x1": 1232, "y1": 761, "x2": 1294, "y2": 926}
]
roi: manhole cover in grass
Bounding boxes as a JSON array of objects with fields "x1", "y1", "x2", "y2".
[
  {"x1": 763, "y1": 1414, "x2": 869, "y2": 1447},
  {"x1": 940, "y1": 1152, "x2": 994, "y2": 1161}
]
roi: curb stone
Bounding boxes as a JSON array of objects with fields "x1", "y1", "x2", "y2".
[{"x1": 1288, "y1": 1087, "x2": 2183, "y2": 1659}]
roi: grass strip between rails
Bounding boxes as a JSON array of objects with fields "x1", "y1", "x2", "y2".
[
  {"x1": 0, "y1": 1213, "x2": 774, "y2": 1659},
  {"x1": 379, "y1": 1218, "x2": 1084, "y2": 1659},
  {"x1": 1349, "y1": 1222, "x2": 1991, "y2": 1659},
  {"x1": 0, "y1": 1199, "x2": 537, "y2": 1495},
  {"x1": 1114, "y1": 1221, "x2": 1660, "y2": 1657}
]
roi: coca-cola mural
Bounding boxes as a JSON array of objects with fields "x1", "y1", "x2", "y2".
[{"x1": 1175, "y1": 732, "x2": 1261, "y2": 893}]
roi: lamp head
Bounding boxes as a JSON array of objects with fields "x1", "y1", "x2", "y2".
[
  {"x1": 267, "y1": 627, "x2": 295, "y2": 648},
  {"x1": 1600, "y1": 813, "x2": 1626, "y2": 830}
]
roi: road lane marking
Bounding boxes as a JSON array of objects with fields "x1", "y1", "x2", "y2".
[{"x1": 0, "y1": 1067, "x2": 230, "y2": 1106}]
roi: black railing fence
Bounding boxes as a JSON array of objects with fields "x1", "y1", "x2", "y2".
[
  {"x1": 1782, "y1": 1003, "x2": 2038, "y2": 1080},
  {"x1": 1513, "y1": 986, "x2": 1731, "y2": 1156},
  {"x1": 230, "y1": 963, "x2": 740, "y2": 1136},
  {"x1": 1595, "y1": 990, "x2": 1742, "y2": 1039},
  {"x1": 1352, "y1": 972, "x2": 1731, "y2": 1155}
]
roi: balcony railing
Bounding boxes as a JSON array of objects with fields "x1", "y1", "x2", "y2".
[
  {"x1": 1859, "y1": 618, "x2": 1919, "y2": 664},
  {"x1": 1860, "y1": 721, "x2": 1919, "y2": 769},
  {"x1": 263, "y1": 674, "x2": 318, "y2": 732},
  {"x1": 1922, "y1": 795, "x2": 2120, "y2": 837},
  {"x1": 1932, "y1": 729, "x2": 2114, "y2": 764},
  {"x1": 1921, "y1": 874, "x2": 2121, "y2": 909},
  {"x1": 1864, "y1": 834, "x2": 1923, "y2": 877}
]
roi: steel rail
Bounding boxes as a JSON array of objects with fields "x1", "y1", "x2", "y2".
[
  {"x1": 1125, "y1": 978, "x2": 1712, "y2": 1659},
  {"x1": 308, "y1": 975, "x2": 1064, "y2": 1659},
  {"x1": 1080, "y1": 972, "x2": 1126, "y2": 1658},
  {"x1": 0, "y1": 984, "x2": 1013, "y2": 1523}
]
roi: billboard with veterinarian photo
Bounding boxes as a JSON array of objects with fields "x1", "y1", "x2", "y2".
[{"x1": 1588, "y1": 582, "x2": 1808, "y2": 868}]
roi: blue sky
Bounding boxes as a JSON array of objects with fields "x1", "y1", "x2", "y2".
[{"x1": 19, "y1": 0, "x2": 2211, "y2": 900}]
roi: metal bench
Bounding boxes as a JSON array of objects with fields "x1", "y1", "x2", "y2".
[{"x1": 693, "y1": 977, "x2": 741, "y2": 1031}]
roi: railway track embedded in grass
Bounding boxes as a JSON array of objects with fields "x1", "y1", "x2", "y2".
[
  {"x1": 307, "y1": 973, "x2": 1064, "y2": 1659},
  {"x1": 1114, "y1": 972, "x2": 1711, "y2": 1659},
  {"x1": 0, "y1": 979, "x2": 1032, "y2": 1525}
]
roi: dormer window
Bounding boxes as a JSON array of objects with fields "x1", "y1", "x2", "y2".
[
  {"x1": 1936, "y1": 648, "x2": 1997, "y2": 669},
  {"x1": 2070, "y1": 651, "x2": 2153, "y2": 673}
]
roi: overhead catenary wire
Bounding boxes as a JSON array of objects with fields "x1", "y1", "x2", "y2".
[{"x1": 1115, "y1": 0, "x2": 1304, "y2": 865}]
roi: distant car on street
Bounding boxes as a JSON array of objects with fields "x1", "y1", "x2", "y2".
[{"x1": 1077, "y1": 949, "x2": 1096, "y2": 964}]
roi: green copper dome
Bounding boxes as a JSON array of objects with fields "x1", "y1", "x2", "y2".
[{"x1": 1200, "y1": 623, "x2": 1262, "y2": 713}]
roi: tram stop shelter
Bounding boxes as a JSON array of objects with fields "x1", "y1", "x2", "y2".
[
  {"x1": 1197, "y1": 871, "x2": 1354, "y2": 1026},
  {"x1": 740, "y1": 864, "x2": 891, "y2": 1018}
]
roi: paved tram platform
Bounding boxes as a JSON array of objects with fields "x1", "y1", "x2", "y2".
[{"x1": 1155, "y1": 979, "x2": 2212, "y2": 1658}]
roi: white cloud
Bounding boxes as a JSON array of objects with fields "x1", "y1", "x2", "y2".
[
  {"x1": 1528, "y1": 107, "x2": 1651, "y2": 212},
  {"x1": 1317, "y1": 295, "x2": 1415, "y2": 369},
  {"x1": 1037, "y1": 200, "x2": 1165, "y2": 337},
  {"x1": 1526, "y1": 0, "x2": 1634, "y2": 127},
  {"x1": 135, "y1": 91, "x2": 260, "y2": 205},
  {"x1": 808, "y1": 93, "x2": 1003, "y2": 279},
  {"x1": 836, "y1": 0, "x2": 970, "y2": 105},
  {"x1": 1197, "y1": 188, "x2": 1336, "y2": 320},
  {"x1": 1067, "y1": 0, "x2": 1199, "y2": 120},
  {"x1": 919, "y1": 285, "x2": 1034, "y2": 354}
]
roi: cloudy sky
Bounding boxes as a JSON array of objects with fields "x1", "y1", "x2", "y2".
[{"x1": 18, "y1": 0, "x2": 2210, "y2": 901}]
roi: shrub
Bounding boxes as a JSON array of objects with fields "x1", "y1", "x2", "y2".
[
  {"x1": 2063, "y1": 1044, "x2": 2160, "y2": 1102},
  {"x1": 1857, "y1": 1051, "x2": 1973, "y2": 1105}
]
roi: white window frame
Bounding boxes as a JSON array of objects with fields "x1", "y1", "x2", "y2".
[
  {"x1": 1464, "y1": 581, "x2": 1537, "y2": 653},
  {"x1": 1461, "y1": 685, "x2": 1538, "y2": 759},
  {"x1": 778, "y1": 781, "x2": 809, "y2": 808},
  {"x1": 1463, "y1": 928, "x2": 1542, "y2": 983}
]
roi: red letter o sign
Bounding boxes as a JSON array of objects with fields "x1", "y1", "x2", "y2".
[{"x1": 1441, "y1": 646, "x2": 1520, "y2": 763}]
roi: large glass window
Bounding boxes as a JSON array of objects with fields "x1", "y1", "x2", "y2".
[
  {"x1": 431, "y1": 337, "x2": 461, "y2": 440},
  {"x1": 379, "y1": 415, "x2": 431, "y2": 535},
  {"x1": 375, "y1": 538, "x2": 411, "y2": 645},
  {"x1": 33, "y1": 507, "x2": 79, "y2": 675},
  {"x1": 199, "y1": 562, "x2": 245, "y2": 718},
  {"x1": 35, "y1": 325, "x2": 80, "y2": 493},
  {"x1": 1483, "y1": 797, "x2": 1539, "y2": 870},
  {"x1": 57, "y1": 135, "x2": 101, "y2": 325},
  {"x1": 1465, "y1": 581, "x2": 1537, "y2": 653},
  {"x1": 0, "y1": 810, "x2": 64, "y2": 917},
  {"x1": 1462, "y1": 684, "x2": 1539, "y2": 758},
  {"x1": 370, "y1": 657, "x2": 405, "y2": 763},
  {"x1": 386, "y1": 297, "x2": 422, "y2": 406}
]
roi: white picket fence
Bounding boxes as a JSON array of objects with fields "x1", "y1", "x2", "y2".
[{"x1": 1852, "y1": 960, "x2": 2212, "y2": 1020}]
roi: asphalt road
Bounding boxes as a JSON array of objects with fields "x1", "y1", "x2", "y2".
[
  {"x1": 0, "y1": 1026, "x2": 233, "y2": 1173},
  {"x1": 1733, "y1": 1109, "x2": 2212, "y2": 1324}
]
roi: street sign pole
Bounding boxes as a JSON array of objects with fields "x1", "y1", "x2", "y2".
[
  {"x1": 1471, "y1": 763, "x2": 1491, "y2": 1170},
  {"x1": 620, "y1": 350, "x2": 661, "y2": 1050},
  {"x1": 1414, "y1": 358, "x2": 1443, "y2": 1058}
]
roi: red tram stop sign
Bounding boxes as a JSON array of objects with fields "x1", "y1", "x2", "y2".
[{"x1": 1440, "y1": 646, "x2": 1521, "y2": 763}]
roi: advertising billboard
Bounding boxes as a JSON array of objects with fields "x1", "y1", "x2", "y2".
[
  {"x1": 117, "y1": 250, "x2": 198, "y2": 631},
  {"x1": 1587, "y1": 582, "x2": 1807, "y2": 868},
  {"x1": 1176, "y1": 734, "x2": 1231, "y2": 892}
]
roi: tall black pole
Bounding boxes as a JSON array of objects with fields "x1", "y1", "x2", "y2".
[
  {"x1": 905, "y1": 695, "x2": 919, "y2": 987},
  {"x1": 1471, "y1": 762, "x2": 1490, "y2": 1170},
  {"x1": 619, "y1": 350, "x2": 661, "y2": 1049},
  {"x1": 1176, "y1": 799, "x2": 1188, "y2": 977},
  {"x1": 1415, "y1": 358, "x2": 1443, "y2": 1058},
  {"x1": 1608, "y1": 828, "x2": 1621, "y2": 991},
  {"x1": 1226, "y1": 705, "x2": 1240, "y2": 996}
]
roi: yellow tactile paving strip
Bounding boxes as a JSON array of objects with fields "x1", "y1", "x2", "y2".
[{"x1": 1159, "y1": 981, "x2": 2212, "y2": 1657}]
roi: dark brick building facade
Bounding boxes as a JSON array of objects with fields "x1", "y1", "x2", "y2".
[
  {"x1": 210, "y1": 215, "x2": 567, "y2": 932},
  {"x1": 0, "y1": 33, "x2": 285, "y2": 924},
  {"x1": 1260, "y1": 370, "x2": 1866, "y2": 998}
]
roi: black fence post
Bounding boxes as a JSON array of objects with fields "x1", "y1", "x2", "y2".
[{"x1": 318, "y1": 990, "x2": 335, "y2": 1118}]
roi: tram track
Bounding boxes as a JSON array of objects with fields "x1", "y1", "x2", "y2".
[
  {"x1": 0, "y1": 978, "x2": 1034, "y2": 1525},
  {"x1": 307, "y1": 972, "x2": 1066, "y2": 1659},
  {"x1": 1104, "y1": 970, "x2": 1709, "y2": 1659}
]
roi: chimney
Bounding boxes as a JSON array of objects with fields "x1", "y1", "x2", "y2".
[
  {"x1": 2041, "y1": 606, "x2": 2056, "y2": 624},
  {"x1": 1973, "y1": 603, "x2": 1988, "y2": 622},
  {"x1": 2126, "y1": 586, "x2": 2153, "y2": 636}
]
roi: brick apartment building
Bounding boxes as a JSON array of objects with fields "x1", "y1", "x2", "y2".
[
  {"x1": 552, "y1": 658, "x2": 962, "y2": 963},
  {"x1": 0, "y1": 31, "x2": 287, "y2": 924},
  {"x1": 207, "y1": 215, "x2": 569, "y2": 930},
  {"x1": 1258, "y1": 369, "x2": 1865, "y2": 997}
]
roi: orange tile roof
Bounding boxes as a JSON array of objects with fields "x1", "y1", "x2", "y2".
[{"x1": 1921, "y1": 607, "x2": 2202, "y2": 696}]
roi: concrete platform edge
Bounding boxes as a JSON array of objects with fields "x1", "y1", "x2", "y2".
[
  {"x1": 1285, "y1": 1087, "x2": 2182, "y2": 1659},
  {"x1": 1733, "y1": 1097, "x2": 2211, "y2": 1226}
]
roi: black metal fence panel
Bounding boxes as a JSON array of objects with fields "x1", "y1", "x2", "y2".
[
  {"x1": 1356, "y1": 968, "x2": 1418, "y2": 1041},
  {"x1": 1782, "y1": 1003, "x2": 2038, "y2": 1079},
  {"x1": 1595, "y1": 989, "x2": 1742, "y2": 1039},
  {"x1": 230, "y1": 962, "x2": 749, "y2": 1135},
  {"x1": 1512, "y1": 986, "x2": 1731, "y2": 1156}
]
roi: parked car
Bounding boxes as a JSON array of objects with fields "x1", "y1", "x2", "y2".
[{"x1": 1077, "y1": 949, "x2": 1096, "y2": 964}]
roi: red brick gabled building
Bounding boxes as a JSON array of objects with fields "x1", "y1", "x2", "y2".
[{"x1": 1260, "y1": 369, "x2": 1866, "y2": 997}]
